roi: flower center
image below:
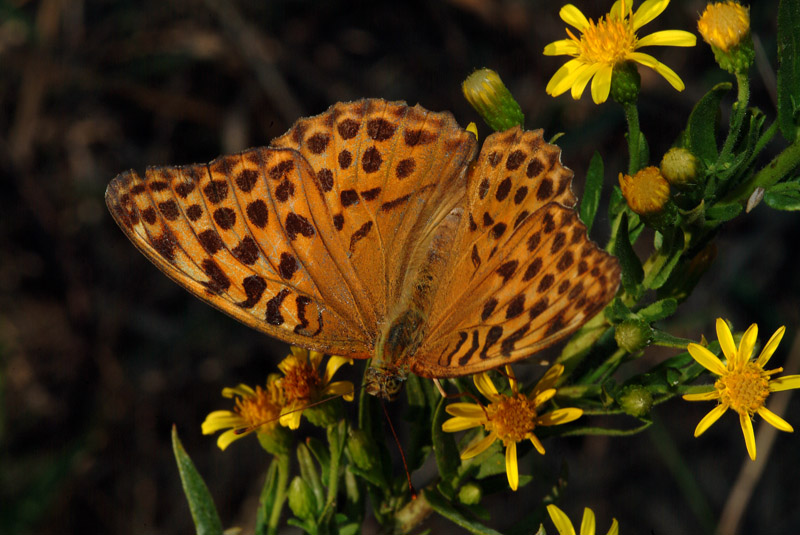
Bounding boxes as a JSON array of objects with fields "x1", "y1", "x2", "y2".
[
  {"x1": 574, "y1": 11, "x2": 637, "y2": 65},
  {"x1": 281, "y1": 363, "x2": 323, "y2": 402},
  {"x1": 697, "y1": 2, "x2": 750, "y2": 52},
  {"x1": 486, "y1": 394, "x2": 537, "y2": 444},
  {"x1": 715, "y1": 361, "x2": 771, "y2": 415},
  {"x1": 235, "y1": 386, "x2": 280, "y2": 427}
]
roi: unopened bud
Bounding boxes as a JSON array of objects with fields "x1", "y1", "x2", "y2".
[
  {"x1": 462, "y1": 69, "x2": 524, "y2": 132},
  {"x1": 660, "y1": 147, "x2": 699, "y2": 187},
  {"x1": 458, "y1": 483, "x2": 482, "y2": 505},
  {"x1": 617, "y1": 386, "x2": 654, "y2": 418},
  {"x1": 615, "y1": 319, "x2": 653, "y2": 353}
]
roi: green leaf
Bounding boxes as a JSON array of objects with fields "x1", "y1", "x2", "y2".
[
  {"x1": 604, "y1": 297, "x2": 636, "y2": 324},
  {"x1": 686, "y1": 82, "x2": 732, "y2": 163},
  {"x1": 642, "y1": 229, "x2": 684, "y2": 290},
  {"x1": 296, "y1": 444, "x2": 324, "y2": 514},
  {"x1": 432, "y1": 397, "x2": 461, "y2": 482},
  {"x1": 306, "y1": 437, "x2": 331, "y2": 483},
  {"x1": 638, "y1": 298, "x2": 678, "y2": 322},
  {"x1": 778, "y1": 0, "x2": 800, "y2": 141},
  {"x1": 171, "y1": 426, "x2": 224, "y2": 535},
  {"x1": 764, "y1": 181, "x2": 800, "y2": 210},
  {"x1": 705, "y1": 202, "x2": 742, "y2": 222},
  {"x1": 424, "y1": 488, "x2": 505, "y2": 535},
  {"x1": 612, "y1": 213, "x2": 643, "y2": 295},
  {"x1": 255, "y1": 459, "x2": 279, "y2": 535},
  {"x1": 580, "y1": 151, "x2": 604, "y2": 233}
]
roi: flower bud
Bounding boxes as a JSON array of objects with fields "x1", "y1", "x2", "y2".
[
  {"x1": 697, "y1": 2, "x2": 754, "y2": 73},
  {"x1": 617, "y1": 386, "x2": 654, "y2": 418},
  {"x1": 619, "y1": 167, "x2": 671, "y2": 216},
  {"x1": 458, "y1": 483, "x2": 483, "y2": 505},
  {"x1": 614, "y1": 318, "x2": 653, "y2": 353},
  {"x1": 288, "y1": 476, "x2": 318, "y2": 521},
  {"x1": 610, "y1": 61, "x2": 641, "y2": 105},
  {"x1": 462, "y1": 69, "x2": 524, "y2": 132},
  {"x1": 660, "y1": 148, "x2": 699, "y2": 187}
]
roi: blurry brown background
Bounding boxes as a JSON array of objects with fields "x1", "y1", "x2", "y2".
[{"x1": 2, "y1": 0, "x2": 799, "y2": 534}]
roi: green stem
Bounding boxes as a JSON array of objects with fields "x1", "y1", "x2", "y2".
[
  {"x1": 623, "y1": 101, "x2": 641, "y2": 174},
  {"x1": 724, "y1": 137, "x2": 800, "y2": 205},
  {"x1": 268, "y1": 453, "x2": 290, "y2": 535},
  {"x1": 718, "y1": 71, "x2": 750, "y2": 163}
]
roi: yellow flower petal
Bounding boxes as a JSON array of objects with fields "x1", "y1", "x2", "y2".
[
  {"x1": 632, "y1": 0, "x2": 670, "y2": 31},
  {"x1": 547, "y1": 504, "x2": 577, "y2": 535},
  {"x1": 323, "y1": 380, "x2": 355, "y2": 401},
  {"x1": 636, "y1": 29, "x2": 697, "y2": 48},
  {"x1": 738, "y1": 323, "x2": 759, "y2": 366},
  {"x1": 682, "y1": 390, "x2": 720, "y2": 401},
  {"x1": 445, "y1": 402, "x2": 487, "y2": 419},
  {"x1": 530, "y1": 434, "x2": 546, "y2": 455},
  {"x1": 222, "y1": 384, "x2": 256, "y2": 398},
  {"x1": 201, "y1": 412, "x2": 243, "y2": 434},
  {"x1": 546, "y1": 59, "x2": 589, "y2": 96},
  {"x1": 442, "y1": 417, "x2": 482, "y2": 432},
  {"x1": 309, "y1": 350, "x2": 323, "y2": 368},
  {"x1": 757, "y1": 406, "x2": 794, "y2": 432},
  {"x1": 532, "y1": 387, "x2": 557, "y2": 408},
  {"x1": 756, "y1": 326, "x2": 786, "y2": 368},
  {"x1": 607, "y1": 518, "x2": 620, "y2": 535},
  {"x1": 740, "y1": 412, "x2": 756, "y2": 460},
  {"x1": 580, "y1": 507, "x2": 596, "y2": 535},
  {"x1": 628, "y1": 52, "x2": 685, "y2": 90},
  {"x1": 536, "y1": 364, "x2": 565, "y2": 392},
  {"x1": 590, "y1": 65, "x2": 613, "y2": 104},
  {"x1": 544, "y1": 39, "x2": 582, "y2": 56},
  {"x1": 559, "y1": 4, "x2": 590, "y2": 31},
  {"x1": 505, "y1": 365, "x2": 518, "y2": 394},
  {"x1": 609, "y1": 0, "x2": 625, "y2": 20},
  {"x1": 217, "y1": 428, "x2": 246, "y2": 451},
  {"x1": 694, "y1": 403, "x2": 728, "y2": 436},
  {"x1": 687, "y1": 343, "x2": 727, "y2": 376},
  {"x1": 505, "y1": 441, "x2": 519, "y2": 491},
  {"x1": 769, "y1": 374, "x2": 800, "y2": 392},
  {"x1": 461, "y1": 431, "x2": 497, "y2": 459},
  {"x1": 473, "y1": 372, "x2": 500, "y2": 401},
  {"x1": 715, "y1": 318, "x2": 737, "y2": 366},
  {"x1": 280, "y1": 410, "x2": 302, "y2": 430},
  {"x1": 323, "y1": 355, "x2": 353, "y2": 383},
  {"x1": 571, "y1": 63, "x2": 603, "y2": 100},
  {"x1": 538, "y1": 407, "x2": 584, "y2": 426}
]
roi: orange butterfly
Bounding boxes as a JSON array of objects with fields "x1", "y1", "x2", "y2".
[{"x1": 106, "y1": 99, "x2": 620, "y2": 399}]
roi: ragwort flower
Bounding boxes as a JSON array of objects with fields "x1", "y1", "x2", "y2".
[
  {"x1": 442, "y1": 365, "x2": 582, "y2": 491},
  {"x1": 201, "y1": 375, "x2": 288, "y2": 452},
  {"x1": 544, "y1": 0, "x2": 696, "y2": 104},
  {"x1": 547, "y1": 504, "x2": 619, "y2": 535},
  {"x1": 618, "y1": 165, "x2": 670, "y2": 215},
  {"x1": 683, "y1": 318, "x2": 800, "y2": 460},
  {"x1": 277, "y1": 347, "x2": 354, "y2": 429}
]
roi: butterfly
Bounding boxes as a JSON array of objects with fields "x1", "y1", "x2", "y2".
[{"x1": 106, "y1": 99, "x2": 620, "y2": 399}]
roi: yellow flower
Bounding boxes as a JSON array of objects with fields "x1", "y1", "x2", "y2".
[
  {"x1": 683, "y1": 318, "x2": 800, "y2": 460},
  {"x1": 442, "y1": 365, "x2": 583, "y2": 491},
  {"x1": 201, "y1": 376, "x2": 286, "y2": 451},
  {"x1": 547, "y1": 504, "x2": 619, "y2": 535},
  {"x1": 544, "y1": 0, "x2": 696, "y2": 104},
  {"x1": 277, "y1": 347, "x2": 354, "y2": 429},
  {"x1": 618, "y1": 166, "x2": 670, "y2": 215},
  {"x1": 697, "y1": 1, "x2": 749, "y2": 52}
]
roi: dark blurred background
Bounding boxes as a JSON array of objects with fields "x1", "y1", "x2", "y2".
[{"x1": 2, "y1": 0, "x2": 799, "y2": 534}]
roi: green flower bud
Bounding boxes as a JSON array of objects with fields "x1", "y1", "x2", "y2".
[
  {"x1": 458, "y1": 483, "x2": 482, "y2": 505},
  {"x1": 610, "y1": 61, "x2": 641, "y2": 105},
  {"x1": 617, "y1": 386, "x2": 654, "y2": 418},
  {"x1": 614, "y1": 318, "x2": 653, "y2": 353},
  {"x1": 288, "y1": 476, "x2": 317, "y2": 521},
  {"x1": 660, "y1": 147, "x2": 699, "y2": 187},
  {"x1": 710, "y1": 37, "x2": 755, "y2": 74},
  {"x1": 256, "y1": 426, "x2": 292, "y2": 456},
  {"x1": 462, "y1": 68, "x2": 524, "y2": 132}
]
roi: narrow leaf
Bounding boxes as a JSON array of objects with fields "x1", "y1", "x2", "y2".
[
  {"x1": 686, "y1": 83, "x2": 732, "y2": 163},
  {"x1": 424, "y1": 489, "x2": 505, "y2": 535},
  {"x1": 612, "y1": 213, "x2": 644, "y2": 295},
  {"x1": 171, "y1": 426, "x2": 224, "y2": 535},
  {"x1": 580, "y1": 151, "x2": 604, "y2": 233},
  {"x1": 764, "y1": 181, "x2": 800, "y2": 210},
  {"x1": 778, "y1": 0, "x2": 800, "y2": 141},
  {"x1": 255, "y1": 459, "x2": 279, "y2": 535},
  {"x1": 638, "y1": 298, "x2": 678, "y2": 322},
  {"x1": 705, "y1": 202, "x2": 742, "y2": 222}
]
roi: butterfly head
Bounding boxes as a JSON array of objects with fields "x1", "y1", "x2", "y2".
[{"x1": 365, "y1": 365, "x2": 409, "y2": 401}]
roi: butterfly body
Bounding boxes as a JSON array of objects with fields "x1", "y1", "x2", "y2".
[{"x1": 106, "y1": 99, "x2": 620, "y2": 399}]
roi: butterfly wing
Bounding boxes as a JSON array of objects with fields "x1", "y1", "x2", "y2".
[
  {"x1": 106, "y1": 99, "x2": 476, "y2": 357},
  {"x1": 413, "y1": 127, "x2": 620, "y2": 377}
]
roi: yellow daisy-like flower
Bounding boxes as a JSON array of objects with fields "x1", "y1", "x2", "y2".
[
  {"x1": 547, "y1": 504, "x2": 619, "y2": 535},
  {"x1": 618, "y1": 166, "x2": 670, "y2": 215},
  {"x1": 277, "y1": 347, "x2": 354, "y2": 429},
  {"x1": 442, "y1": 365, "x2": 583, "y2": 491},
  {"x1": 697, "y1": 1, "x2": 749, "y2": 52},
  {"x1": 201, "y1": 375, "x2": 286, "y2": 451},
  {"x1": 544, "y1": 0, "x2": 696, "y2": 104},
  {"x1": 683, "y1": 318, "x2": 800, "y2": 460}
]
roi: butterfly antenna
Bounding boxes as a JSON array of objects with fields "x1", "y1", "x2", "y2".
[{"x1": 381, "y1": 400, "x2": 417, "y2": 500}]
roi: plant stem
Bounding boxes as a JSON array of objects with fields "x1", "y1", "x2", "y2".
[
  {"x1": 623, "y1": 101, "x2": 642, "y2": 174},
  {"x1": 724, "y1": 137, "x2": 800, "y2": 205},
  {"x1": 268, "y1": 453, "x2": 290, "y2": 535},
  {"x1": 718, "y1": 71, "x2": 751, "y2": 163}
]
